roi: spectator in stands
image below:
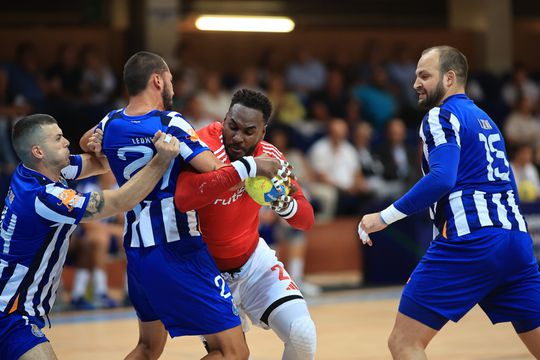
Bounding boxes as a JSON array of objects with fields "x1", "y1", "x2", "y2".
[
  {"x1": 70, "y1": 173, "x2": 124, "y2": 310},
  {"x1": 376, "y1": 117, "x2": 419, "y2": 198},
  {"x1": 308, "y1": 118, "x2": 368, "y2": 218},
  {"x1": 352, "y1": 64, "x2": 398, "y2": 129},
  {"x1": 386, "y1": 43, "x2": 418, "y2": 110},
  {"x1": 266, "y1": 73, "x2": 306, "y2": 127},
  {"x1": 196, "y1": 72, "x2": 230, "y2": 122},
  {"x1": 181, "y1": 95, "x2": 214, "y2": 130},
  {"x1": 268, "y1": 128, "x2": 322, "y2": 296},
  {"x1": 511, "y1": 143, "x2": 540, "y2": 203},
  {"x1": 46, "y1": 43, "x2": 82, "y2": 100},
  {"x1": 353, "y1": 121, "x2": 387, "y2": 199},
  {"x1": 286, "y1": 48, "x2": 327, "y2": 95},
  {"x1": 313, "y1": 68, "x2": 349, "y2": 119},
  {"x1": 503, "y1": 93, "x2": 540, "y2": 151},
  {"x1": 5, "y1": 42, "x2": 46, "y2": 112},
  {"x1": 344, "y1": 99, "x2": 363, "y2": 128},
  {"x1": 234, "y1": 66, "x2": 263, "y2": 93},
  {"x1": 0, "y1": 69, "x2": 30, "y2": 172},
  {"x1": 502, "y1": 64, "x2": 540, "y2": 109},
  {"x1": 356, "y1": 40, "x2": 385, "y2": 84},
  {"x1": 79, "y1": 45, "x2": 116, "y2": 106}
]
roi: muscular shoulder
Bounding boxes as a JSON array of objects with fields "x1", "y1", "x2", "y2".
[
  {"x1": 197, "y1": 122, "x2": 224, "y2": 151},
  {"x1": 256, "y1": 140, "x2": 286, "y2": 160}
]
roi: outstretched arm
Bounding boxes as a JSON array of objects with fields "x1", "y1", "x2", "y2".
[{"x1": 359, "y1": 143, "x2": 460, "y2": 245}]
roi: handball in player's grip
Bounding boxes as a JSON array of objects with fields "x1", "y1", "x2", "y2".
[{"x1": 245, "y1": 176, "x2": 289, "y2": 206}]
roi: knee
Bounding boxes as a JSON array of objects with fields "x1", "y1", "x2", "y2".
[
  {"x1": 289, "y1": 316, "x2": 317, "y2": 360},
  {"x1": 135, "y1": 337, "x2": 166, "y2": 360},
  {"x1": 387, "y1": 329, "x2": 425, "y2": 358}
]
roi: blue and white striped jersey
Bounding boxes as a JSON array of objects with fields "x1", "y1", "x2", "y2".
[
  {"x1": 0, "y1": 156, "x2": 90, "y2": 317},
  {"x1": 421, "y1": 94, "x2": 527, "y2": 238},
  {"x1": 97, "y1": 109, "x2": 209, "y2": 249}
]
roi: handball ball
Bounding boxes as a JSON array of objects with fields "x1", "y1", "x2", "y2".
[
  {"x1": 518, "y1": 180, "x2": 538, "y2": 202},
  {"x1": 244, "y1": 176, "x2": 289, "y2": 206}
]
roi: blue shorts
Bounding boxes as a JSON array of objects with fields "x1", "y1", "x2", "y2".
[
  {"x1": 0, "y1": 312, "x2": 48, "y2": 359},
  {"x1": 126, "y1": 242, "x2": 240, "y2": 337},
  {"x1": 400, "y1": 228, "x2": 540, "y2": 332}
]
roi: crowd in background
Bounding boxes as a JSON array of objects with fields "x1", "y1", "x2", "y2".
[{"x1": 2, "y1": 40, "x2": 540, "y2": 307}]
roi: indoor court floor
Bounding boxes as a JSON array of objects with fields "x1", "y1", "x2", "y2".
[{"x1": 46, "y1": 286, "x2": 534, "y2": 359}]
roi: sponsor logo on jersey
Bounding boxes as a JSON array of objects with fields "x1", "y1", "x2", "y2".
[
  {"x1": 213, "y1": 187, "x2": 246, "y2": 206},
  {"x1": 56, "y1": 189, "x2": 81, "y2": 212}
]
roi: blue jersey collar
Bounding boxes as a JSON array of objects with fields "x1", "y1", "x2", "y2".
[
  {"x1": 441, "y1": 93, "x2": 468, "y2": 105},
  {"x1": 121, "y1": 108, "x2": 161, "y2": 120}
]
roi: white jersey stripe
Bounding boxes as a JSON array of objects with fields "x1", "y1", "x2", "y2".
[
  {"x1": 0, "y1": 259, "x2": 7, "y2": 280},
  {"x1": 35, "y1": 197, "x2": 77, "y2": 225},
  {"x1": 162, "y1": 197, "x2": 180, "y2": 243},
  {"x1": 262, "y1": 144, "x2": 283, "y2": 156},
  {"x1": 186, "y1": 210, "x2": 201, "y2": 236},
  {"x1": 0, "y1": 263, "x2": 28, "y2": 312},
  {"x1": 129, "y1": 204, "x2": 142, "y2": 248},
  {"x1": 507, "y1": 191, "x2": 527, "y2": 232},
  {"x1": 214, "y1": 144, "x2": 225, "y2": 154},
  {"x1": 39, "y1": 225, "x2": 75, "y2": 315},
  {"x1": 262, "y1": 148, "x2": 283, "y2": 160},
  {"x1": 1, "y1": 213, "x2": 17, "y2": 254},
  {"x1": 419, "y1": 121, "x2": 429, "y2": 161},
  {"x1": 492, "y1": 193, "x2": 512, "y2": 229},
  {"x1": 138, "y1": 201, "x2": 155, "y2": 247},
  {"x1": 24, "y1": 225, "x2": 64, "y2": 315},
  {"x1": 427, "y1": 108, "x2": 447, "y2": 146},
  {"x1": 449, "y1": 113, "x2": 462, "y2": 147},
  {"x1": 180, "y1": 142, "x2": 194, "y2": 160},
  {"x1": 473, "y1": 191, "x2": 493, "y2": 227},
  {"x1": 449, "y1": 191, "x2": 470, "y2": 236}
]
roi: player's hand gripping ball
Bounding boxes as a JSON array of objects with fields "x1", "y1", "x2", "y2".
[{"x1": 245, "y1": 176, "x2": 289, "y2": 206}]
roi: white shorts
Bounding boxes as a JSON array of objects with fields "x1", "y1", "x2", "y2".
[{"x1": 221, "y1": 238, "x2": 305, "y2": 331}]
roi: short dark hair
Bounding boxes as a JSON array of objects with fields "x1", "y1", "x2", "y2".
[
  {"x1": 229, "y1": 89, "x2": 273, "y2": 124},
  {"x1": 12, "y1": 114, "x2": 57, "y2": 164},
  {"x1": 123, "y1": 51, "x2": 169, "y2": 96},
  {"x1": 423, "y1": 46, "x2": 468, "y2": 85}
]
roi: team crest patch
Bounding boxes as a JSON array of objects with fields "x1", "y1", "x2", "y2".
[
  {"x1": 30, "y1": 323, "x2": 45, "y2": 338},
  {"x1": 57, "y1": 189, "x2": 81, "y2": 212},
  {"x1": 7, "y1": 188, "x2": 14, "y2": 204},
  {"x1": 188, "y1": 128, "x2": 201, "y2": 142}
]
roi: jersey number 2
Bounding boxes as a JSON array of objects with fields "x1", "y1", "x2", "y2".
[
  {"x1": 214, "y1": 275, "x2": 232, "y2": 299},
  {"x1": 117, "y1": 145, "x2": 174, "y2": 189}
]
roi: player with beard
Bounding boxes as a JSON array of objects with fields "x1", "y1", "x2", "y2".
[
  {"x1": 174, "y1": 89, "x2": 317, "y2": 360},
  {"x1": 359, "y1": 46, "x2": 540, "y2": 358},
  {"x1": 80, "y1": 52, "x2": 288, "y2": 360}
]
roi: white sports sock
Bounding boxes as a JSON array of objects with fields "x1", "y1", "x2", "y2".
[
  {"x1": 288, "y1": 258, "x2": 304, "y2": 284},
  {"x1": 71, "y1": 269, "x2": 90, "y2": 299},
  {"x1": 93, "y1": 269, "x2": 108, "y2": 296}
]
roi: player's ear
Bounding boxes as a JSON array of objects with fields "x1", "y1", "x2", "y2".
[
  {"x1": 31, "y1": 145, "x2": 44, "y2": 160},
  {"x1": 446, "y1": 70, "x2": 456, "y2": 87},
  {"x1": 152, "y1": 73, "x2": 162, "y2": 90}
]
